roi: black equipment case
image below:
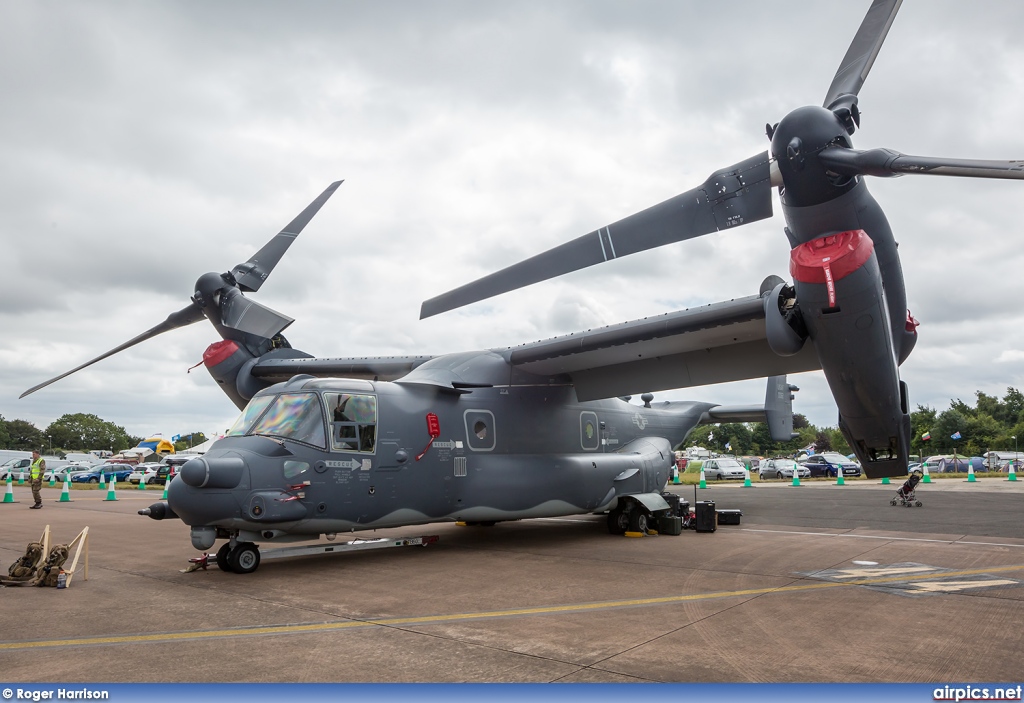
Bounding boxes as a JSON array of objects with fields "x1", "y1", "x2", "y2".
[{"x1": 694, "y1": 501, "x2": 716, "y2": 532}]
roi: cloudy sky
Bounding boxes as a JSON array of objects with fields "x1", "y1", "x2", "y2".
[{"x1": 2, "y1": 0, "x2": 1022, "y2": 444}]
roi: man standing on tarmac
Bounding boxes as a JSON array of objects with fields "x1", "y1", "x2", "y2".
[{"x1": 29, "y1": 450, "x2": 45, "y2": 509}]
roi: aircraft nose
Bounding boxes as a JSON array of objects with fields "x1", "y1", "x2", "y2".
[{"x1": 179, "y1": 456, "x2": 246, "y2": 489}]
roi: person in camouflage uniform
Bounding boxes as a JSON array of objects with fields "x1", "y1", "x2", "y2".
[{"x1": 29, "y1": 450, "x2": 45, "y2": 509}]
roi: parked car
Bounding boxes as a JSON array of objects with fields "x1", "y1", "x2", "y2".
[
  {"x1": 128, "y1": 462, "x2": 164, "y2": 485},
  {"x1": 702, "y1": 458, "x2": 747, "y2": 480},
  {"x1": 803, "y1": 452, "x2": 862, "y2": 478},
  {"x1": 43, "y1": 463, "x2": 91, "y2": 482},
  {"x1": 0, "y1": 457, "x2": 33, "y2": 481},
  {"x1": 71, "y1": 464, "x2": 135, "y2": 483},
  {"x1": 130, "y1": 463, "x2": 177, "y2": 485},
  {"x1": 760, "y1": 458, "x2": 810, "y2": 480}
]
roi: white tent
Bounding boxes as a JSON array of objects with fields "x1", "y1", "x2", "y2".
[{"x1": 181, "y1": 437, "x2": 220, "y2": 454}]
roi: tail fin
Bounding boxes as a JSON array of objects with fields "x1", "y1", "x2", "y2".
[{"x1": 764, "y1": 376, "x2": 800, "y2": 442}]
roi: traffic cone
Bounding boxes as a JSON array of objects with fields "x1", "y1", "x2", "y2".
[
  {"x1": 698, "y1": 468, "x2": 707, "y2": 489},
  {"x1": 742, "y1": 467, "x2": 752, "y2": 487},
  {"x1": 58, "y1": 476, "x2": 71, "y2": 502},
  {"x1": 1008, "y1": 463, "x2": 1017, "y2": 482},
  {"x1": 137, "y1": 475, "x2": 146, "y2": 490},
  {"x1": 161, "y1": 478, "x2": 169, "y2": 500},
  {"x1": 48, "y1": 473, "x2": 56, "y2": 488},
  {"x1": 835, "y1": 469, "x2": 845, "y2": 486},
  {"x1": 98, "y1": 472, "x2": 105, "y2": 490},
  {"x1": 967, "y1": 464, "x2": 977, "y2": 483},
  {"x1": 791, "y1": 470, "x2": 801, "y2": 487},
  {"x1": 881, "y1": 476, "x2": 891, "y2": 485},
  {"x1": 922, "y1": 465, "x2": 932, "y2": 483},
  {"x1": 3, "y1": 476, "x2": 14, "y2": 503},
  {"x1": 18, "y1": 471, "x2": 25, "y2": 486},
  {"x1": 105, "y1": 477, "x2": 118, "y2": 501}
]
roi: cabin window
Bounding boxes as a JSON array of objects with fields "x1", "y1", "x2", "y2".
[
  {"x1": 226, "y1": 395, "x2": 275, "y2": 437},
  {"x1": 463, "y1": 409, "x2": 495, "y2": 452},
  {"x1": 248, "y1": 393, "x2": 327, "y2": 448},
  {"x1": 325, "y1": 393, "x2": 377, "y2": 453},
  {"x1": 283, "y1": 460, "x2": 310, "y2": 479},
  {"x1": 580, "y1": 411, "x2": 600, "y2": 451}
]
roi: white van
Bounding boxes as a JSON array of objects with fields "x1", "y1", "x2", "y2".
[
  {"x1": 0, "y1": 455, "x2": 33, "y2": 481},
  {"x1": 685, "y1": 446, "x2": 712, "y2": 460},
  {"x1": 983, "y1": 451, "x2": 1021, "y2": 470}
]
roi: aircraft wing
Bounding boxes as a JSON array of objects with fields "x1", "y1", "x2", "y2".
[
  {"x1": 504, "y1": 291, "x2": 821, "y2": 401},
  {"x1": 249, "y1": 355, "x2": 435, "y2": 384}
]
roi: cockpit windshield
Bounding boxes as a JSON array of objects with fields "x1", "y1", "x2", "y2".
[
  {"x1": 226, "y1": 395, "x2": 275, "y2": 437},
  {"x1": 246, "y1": 393, "x2": 327, "y2": 448}
]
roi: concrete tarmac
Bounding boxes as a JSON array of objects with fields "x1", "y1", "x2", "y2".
[{"x1": 1, "y1": 477, "x2": 1022, "y2": 683}]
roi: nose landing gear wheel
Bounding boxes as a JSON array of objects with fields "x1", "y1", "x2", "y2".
[
  {"x1": 228, "y1": 542, "x2": 261, "y2": 574},
  {"x1": 215, "y1": 543, "x2": 232, "y2": 572}
]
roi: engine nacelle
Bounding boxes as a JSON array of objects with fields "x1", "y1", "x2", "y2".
[
  {"x1": 790, "y1": 230, "x2": 910, "y2": 478},
  {"x1": 763, "y1": 281, "x2": 807, "y2": 356},
  {"x1": 203, "y1": 340, "x2": 259, "y2": 410}
]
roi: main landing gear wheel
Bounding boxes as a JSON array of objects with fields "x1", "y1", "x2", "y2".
[
  {"x1": 628, "y1": 509, "x2": 649, "y2": 534},
  {"x1": 607, "y1": 507, "x2": 630, "y2": 535},
  {"x1": 228, "y1": 542, "x2": 261, "y2": 574},
  {"x1": 215, "y1": 543, "x2": 232, "y2": 572}
]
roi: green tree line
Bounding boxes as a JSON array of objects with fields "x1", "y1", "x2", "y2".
[
  {"x1": 688, "y1": 387, "x2": 1024, "y2": 459},
  {"x1": 0, "y1": 413, "x2": 209, "y2": 456}
]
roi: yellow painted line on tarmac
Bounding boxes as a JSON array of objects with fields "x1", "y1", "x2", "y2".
[{"x1": 2, "y1": 564, "x2": 1023, "y2": 651}]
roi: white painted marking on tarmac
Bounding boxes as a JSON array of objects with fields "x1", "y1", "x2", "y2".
[
  {"x1": 742, "y1": 528, "x2": 1024, "y2": 549},
  {"x1": 829, "y1": 566, "x2": 937, "y2": 579},
  {"x1": 852, "y1": 560, "x2": 878, "y2": 565},
  {"x1": 904, "y1": 579, "x2": 1019, "y2": 593}
]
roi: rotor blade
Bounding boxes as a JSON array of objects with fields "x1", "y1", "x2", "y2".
[
  {"x1": 219, "y1": 287, "x2": 294, "y2": 339},
  {"x1": 230, "y1": 180, "x2": 343, "y2": 293},
  {"x1": 819, "y1": 147, "x2": 1024, "y2": 180},
  {"x1": 420, "y1": 152, "x2": 772, "y2": 319},
  {"x1": 822, "y1": 0, "x2": 902, "y2": 109},
  {"x1": 20, "y1": 303, "x2": 206, "y2": 399}
]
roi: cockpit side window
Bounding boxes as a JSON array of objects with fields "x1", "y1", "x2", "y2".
[
  {"x1": 226, "y1": 395, "x2": 275, "y2": 437},
  {"x1": 248, "y1": 393, "x2": 327, "y2": 448},
  {"x1": 325, "y1": 392, "x2": 377, "y2": 453}
]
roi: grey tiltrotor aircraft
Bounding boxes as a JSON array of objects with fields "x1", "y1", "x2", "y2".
[
  {"x1": 21, "y1": 175, "x2": 800, "y2": 573},
  {"x1": 23, "y1": 0, "x2": 1024, "y2": 573}
]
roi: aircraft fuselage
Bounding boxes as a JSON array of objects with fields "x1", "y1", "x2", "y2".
[{"x1": 169, "y1": 373, "x2": 717, "y2": 550}]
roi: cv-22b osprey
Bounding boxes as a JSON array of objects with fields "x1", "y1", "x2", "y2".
[
  {"x1": 24, "y1": 0, "x2": 1024, "y2": 574},
  {"x1": 22, "y1": 176, "x2": 800, "y2": 574}
]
